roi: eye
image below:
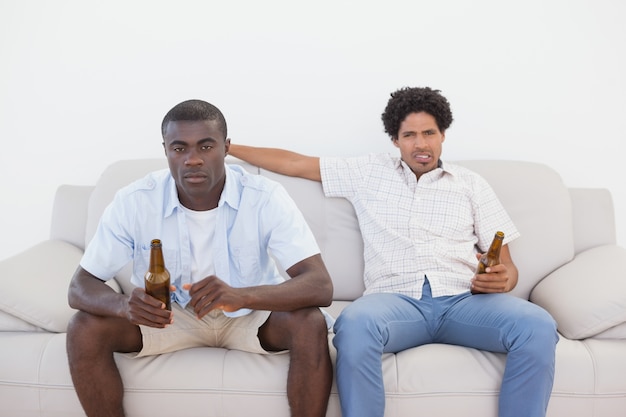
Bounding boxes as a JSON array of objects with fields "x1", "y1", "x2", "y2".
[
  {"x1": 201, "y1": 145, "x2": 213, "y2": 151},
  {"x1": 173, "y1": 146, "x2": 185, "y2": 152}
]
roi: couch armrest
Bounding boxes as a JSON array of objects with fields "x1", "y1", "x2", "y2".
[
  {"x1": 530, "y1": 245, "x2": 626, "y2": 340},
  {"x1": 50, "y1": 184, "x2": 94, "y2": 251}
]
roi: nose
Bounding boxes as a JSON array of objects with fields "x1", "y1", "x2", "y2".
[
  {"x1": 184, "y1": 149, "x2": 203, "y2": 166},
  {"x1": 413, "y1": 134, "x2": 428, "y2": 148}
]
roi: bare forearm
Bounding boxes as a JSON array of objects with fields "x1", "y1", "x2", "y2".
[
  {"x1": 242, "y1": 274, "x2": 333, "y2": 312},
  {"x1": 229, "y1": 144, "x2": 321, "y2": 181},
  {"x1": 68, "y1": 267, "x2": 129, "y2": 318},
  {"x1": 191, "y1": 255, "x2": 333, "y2": 313}
]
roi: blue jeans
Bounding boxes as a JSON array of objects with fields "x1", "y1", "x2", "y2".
[{"x1": 332, "y1": 279, "x2": 558, "y2": 417}]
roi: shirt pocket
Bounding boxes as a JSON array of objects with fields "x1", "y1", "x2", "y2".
[{"x1": 230, "y1": 245, "x2": 260, "y2": 286}]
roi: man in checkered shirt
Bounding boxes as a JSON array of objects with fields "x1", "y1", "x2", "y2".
[{"x1": 229, "y1": 87, "x2": 558, "y2": 417}]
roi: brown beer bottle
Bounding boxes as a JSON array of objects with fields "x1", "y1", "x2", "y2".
[
  {"x1": 144, "y1": 239, "x2": 171, "y2": 311},
  {"x1": 476, "y1": 231, "x2": 505, "y2": 274}
]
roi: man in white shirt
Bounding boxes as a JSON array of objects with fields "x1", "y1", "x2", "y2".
[
  {"x1": 229, "y1": 86, "x2": 559, "y2": 417},
  {"x1": 66, "y1": 99, "x2": 334, "y2": 417}
]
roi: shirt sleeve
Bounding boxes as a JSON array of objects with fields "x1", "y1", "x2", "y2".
[
  {"x1": 471, "y1": 173, "x2": 521, "y2": 251},
  {"x1": 320, "y1": 155, "x2": 371, "y2": 199},
  {"x1": 261, "y1": 183, "x2": 320, "y2": 272},
  {"x1": 80, "y1": 190, "x2": 135, "y2": 281}
]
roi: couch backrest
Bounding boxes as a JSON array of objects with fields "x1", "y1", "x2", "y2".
[
  {"x1": 83, "y1": 158, "x2": 578, "y2": 301},
  {"x1": 569, "y1": 187, "x2": 616, "y2": 253}
]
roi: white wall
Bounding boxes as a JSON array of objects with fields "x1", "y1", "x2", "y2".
[{"x1": 1, "y1": 0, "x2": 625, "y2": 260}]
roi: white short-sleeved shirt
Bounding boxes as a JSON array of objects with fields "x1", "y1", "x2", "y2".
[
  {"x1": 81, "y1": 164, "x2": 321, "y2": 317},
  {"x1": 320, "y1": 153, "x2": 520, "y2": 299}
]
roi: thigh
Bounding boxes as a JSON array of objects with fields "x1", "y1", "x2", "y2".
[
  {"x1": 436, "y1": 293, "x2": 551, "y2": 353},
  {"x1": 334, "y1": 293, "x2": 434, "y2": 353}
]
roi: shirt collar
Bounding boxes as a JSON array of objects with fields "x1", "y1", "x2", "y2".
[
  {"x1": 164, "y1": 174, "x2": 179, "y2": 218},
  {"x1": 218, "y1": 164, "x2": 241, "y2": 210},
  {"x1": 163, "y1": 164, "x2": 240, "y2": 217},
  {"x1": 395, "y1": 158, "x2": 453, "y2": 185}
]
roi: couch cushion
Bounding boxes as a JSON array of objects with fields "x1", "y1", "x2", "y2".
[
  {"x1": 592, "y1": 322, "x2": 626, "y2": 339},
  {"x1": 0, "y1": 240, "x2": 122, "y2": 333},
  {"x1": 530, "y1": 245, "x2": 626, "y2": 339},
  {"x1": 0, "y1": 240, "x2": 83, "y2": 332},
  {"x1": 0, "y1": 310, "x2": 44, "y2": 332}
]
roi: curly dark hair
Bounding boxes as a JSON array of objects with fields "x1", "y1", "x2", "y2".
[
  {"x1": 381, "y1": 87, "x2": 453, "y2": 140},
  {"x1": 161, "y1": 99, "x2": 228, "y2": 139}
]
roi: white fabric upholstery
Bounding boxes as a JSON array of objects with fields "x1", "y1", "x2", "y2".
[
  {"x1": 531, "y1": 245, "x2": 626, "y2": 339},
  {"x1": 1, "y1": 157, "x2": 625, "y2": 417},
  {"x1": 0, "y1": 240, "x2": 83, "y2": 332}
]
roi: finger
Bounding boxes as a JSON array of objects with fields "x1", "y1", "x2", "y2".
[
  {"x1": 130, "y1": 308, "x2": 173, "y2": 327},
  {"x1": 194, "y1": 298, "x2": 216, "y2": 319}
]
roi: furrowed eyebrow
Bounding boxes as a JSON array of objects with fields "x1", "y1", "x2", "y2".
[{"x1": 169, "y1": 137, "x2": 218, "y2": 146}]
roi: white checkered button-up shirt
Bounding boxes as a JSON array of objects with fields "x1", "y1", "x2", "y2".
[{"x1": 320, "y1": 153, "x2": 520, "y2": 299}]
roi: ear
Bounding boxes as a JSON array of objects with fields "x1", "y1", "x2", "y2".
[
  {"x1": 391, "y1": 137, "x2": 400, "y2": 149},
  {"x1": 441, "y1": 131, "x2": 446, "y2": 143},
  {"x1": 162, "y1": 142, "x2": 167, "y2": 156},
  {"x1": 224, "y1": 138, "x2": 231, "y2": 154}
]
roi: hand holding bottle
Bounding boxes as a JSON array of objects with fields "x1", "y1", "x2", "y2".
[
  {"x1": 128, "y1": 238, "x2": 175, "y2": 328},
  {"x1": 125, "y1": 287, "x2": 174, "y2": 328},
  {"x1": 471, "y1": 231, "x2": 509, "y2": 294}
]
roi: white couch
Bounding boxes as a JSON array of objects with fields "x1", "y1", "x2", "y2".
[{"x1": 1, "y1": 157, "x2": 625, "y2": 417}]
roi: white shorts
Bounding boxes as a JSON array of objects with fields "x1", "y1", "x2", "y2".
[{"x1": 136, "y1": 303, "x2": 275, "y2": 357}]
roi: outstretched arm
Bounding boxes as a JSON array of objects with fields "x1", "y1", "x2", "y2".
[{"x1": 229, "y1": 144, "x2": 322, "y2": 182}]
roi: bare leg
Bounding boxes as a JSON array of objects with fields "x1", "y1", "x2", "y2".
[
  {"x1": 258, "y1": 308, "x2": 333, "y2": 417},
  {"x1": 66, "y1": 311, "x2": 143, "y2": 417}
]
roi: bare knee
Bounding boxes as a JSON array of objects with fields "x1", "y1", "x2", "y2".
[
  {"x1": 260, "y1": 308, "x2": 328, "y2": 352},
  {"x1": 67, "y1": 311, "x2": 142, "y2": 356}
]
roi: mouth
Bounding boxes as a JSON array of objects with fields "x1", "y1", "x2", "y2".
[
  {"x1": 412, "y1": 153, "x2": 432, "y2": 163},
  {"x1": 183, "y1": 172, "x2": 208, "y2": 183}
]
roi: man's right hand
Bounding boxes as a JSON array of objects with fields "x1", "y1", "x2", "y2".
[{"x1": 126, "y1": 287, "x2": 174, "y2": 328}]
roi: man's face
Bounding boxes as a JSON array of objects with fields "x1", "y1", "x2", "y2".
[
  {"x1": 392, "y1": 111, "x2": 445, "y2": 180},
  {"x1": 162, "y1": 120, "x2": 230, "y2": 210}
]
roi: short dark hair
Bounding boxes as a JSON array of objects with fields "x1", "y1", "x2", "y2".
[
  {"x1": 161, "y1": 99, "x2": 228, "y2": 139},
  {"x1": 381, "y1": 87, "x2": 453, "y2": 139}
]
